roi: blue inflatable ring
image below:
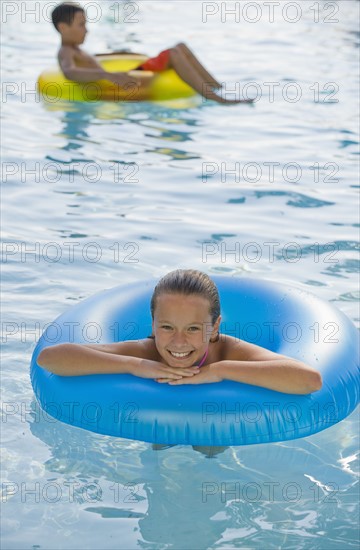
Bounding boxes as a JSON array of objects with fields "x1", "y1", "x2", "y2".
[{"x1": 30, "y1": 277, "x2": 359, "y2": 446}]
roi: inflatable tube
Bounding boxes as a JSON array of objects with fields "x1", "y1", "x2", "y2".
[
  {"x1": 37, "y1": 53, "x2": 196, "y2": 102},
  {"x1": 30, "y1": 277, "x2": 359, "y2": 446}
]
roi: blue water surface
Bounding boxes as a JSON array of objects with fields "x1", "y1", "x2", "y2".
[{"x1": 1, "y1": 1, "x2": 359, "y2": 549}]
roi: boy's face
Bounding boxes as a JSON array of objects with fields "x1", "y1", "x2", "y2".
[
  {"x1": 59, "y1": 11, "x2": 87, "y2": 45},
  {"x1": 152, "y1": 293, "x2": 220, "y2": 368}
]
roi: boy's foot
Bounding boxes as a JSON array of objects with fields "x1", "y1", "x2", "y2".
[{"x1": 207, "y1": 93, "x2": 255, "y2": 104}]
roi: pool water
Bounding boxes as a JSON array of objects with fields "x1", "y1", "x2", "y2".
[{"x1": 1, "y1": 1, "x2": 359, "y2": 549}]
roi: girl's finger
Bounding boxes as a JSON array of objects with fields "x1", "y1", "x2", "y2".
[
  {"x1": 157, "y1": 375, "x2": 182, "y2": 381},
  {"x1": 168, "y1": 379, "x2": 184, "y2": 385},
  {"x1": 167, "y1": 368, "x2": 200, "y2": 377}
]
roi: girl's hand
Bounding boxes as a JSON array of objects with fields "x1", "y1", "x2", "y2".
[
  {"x1": 157, "y1": 364, "x2": 223, "y2": 385},
  {"x1": 131, "y1": 358, "x2": 200, "y2": 381}
]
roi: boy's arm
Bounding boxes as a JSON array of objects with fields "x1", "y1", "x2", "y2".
[
  {"x1": 58, "y1": 48, "x2": 136, "y2": 86},
  {"x1": 59, "y1": 47, "x2": 107, "y2": 82}
]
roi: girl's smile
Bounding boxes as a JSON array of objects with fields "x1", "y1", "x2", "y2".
[{"x1": 153, "y1": 293, "x2": 220, "y2": 367}]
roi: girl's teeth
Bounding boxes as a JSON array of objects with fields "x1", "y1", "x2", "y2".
[{"x1": 170, "y1": 351, "x2": 191, "y2": 358}]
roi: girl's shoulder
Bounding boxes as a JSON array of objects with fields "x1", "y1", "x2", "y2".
[{"x1": 217, "y1": 334, "x2": 280, "y2": 361}]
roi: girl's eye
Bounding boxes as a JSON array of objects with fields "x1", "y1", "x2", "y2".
[
  {"x1": 161, "y1": 325, "x2": 173, "y2": 330},
  {"x1": 188, "y1": 326, "x2": 200, "y2": 332}
]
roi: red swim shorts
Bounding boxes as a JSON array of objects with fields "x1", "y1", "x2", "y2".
[{"x1": 136, "y1": 49, "x2": 170, "y2": 72}]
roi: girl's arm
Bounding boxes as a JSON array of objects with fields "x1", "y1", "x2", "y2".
[
  {"x1": 37, "y1": 343, "x2": 200, "y2": 379},
  {"x1": 213, "y1": 358, "x2": 322, "y2": 394},
  {"x1": 37, "y1": 343, "x2": 135, "y2": 376},
  {"x1": 165, "y1": 358, "x2": 322, "y2": 394},
  {"x1": 163, "y1": 341, "x2": 322, "y2": 394}
]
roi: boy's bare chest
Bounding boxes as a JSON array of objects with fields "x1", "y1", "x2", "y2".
[{"x1": 73, "y1": 50, "x2": 99, "y2": 68}]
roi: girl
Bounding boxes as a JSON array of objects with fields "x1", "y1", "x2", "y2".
[{"x1": 38, "y1": 270, "x2": 322, "y2": 395}]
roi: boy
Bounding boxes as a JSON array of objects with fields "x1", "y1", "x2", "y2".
[{"x1": 51, "y1": 2, "x2": 252, "y2": 104}]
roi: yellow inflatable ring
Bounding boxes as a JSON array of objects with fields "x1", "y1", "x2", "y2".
[{"x1": 37, "y1": 53, "x2": 196, "y2": 102}]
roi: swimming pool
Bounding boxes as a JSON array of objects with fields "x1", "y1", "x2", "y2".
[{"x1": 2, "y1": 1, "x2": 359, "y2": 548}]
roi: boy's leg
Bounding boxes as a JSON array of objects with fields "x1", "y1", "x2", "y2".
[
  {"x1": 174, "y1": 43, "x2": 222, "y2": 89},
  {"x1": 168, "y1": 47, "x2": 249, "y2": 104}
]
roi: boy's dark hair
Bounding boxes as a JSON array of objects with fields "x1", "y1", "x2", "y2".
[
  {"x1": 51, "y1": 2, "x2": 85, "y2": 31},
  {"x1": 150, "y1": 269, "x2": 221, "y2": 325}
]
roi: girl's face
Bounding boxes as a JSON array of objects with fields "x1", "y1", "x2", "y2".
[{"x1": 152, "y1": 293, "x2": 220, "y2": 367}]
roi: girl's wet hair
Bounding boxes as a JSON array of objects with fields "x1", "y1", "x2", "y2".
[
  {"x1": 150, "y1": 269, "x2": 220, "y2": 325},
  {"x1": 51, "y1": 2, "x2": 85, "y2": 30}
]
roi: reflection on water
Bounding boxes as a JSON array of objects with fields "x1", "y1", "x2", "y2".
[
  {"x1": 253, "y1": 191, "x2": 334, "y2": 208},
  {"x1": 11, "y1": 402, "x2": 355, "y2": 550},
  {"x1": 41, "y1": 96, "x2": 203, "y2": 123},
  {"x1": 145, "y1": 147, "x2": 200, "y2": 161},
  {"x1": 42, "y1": 99, "x2": 204, "y2": 163}
]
